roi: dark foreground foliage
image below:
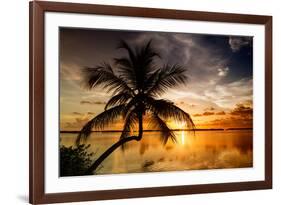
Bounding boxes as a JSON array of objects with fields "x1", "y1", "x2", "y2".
[{"x1": 60, "y1": 144, "x2": 94, "y2": 176}]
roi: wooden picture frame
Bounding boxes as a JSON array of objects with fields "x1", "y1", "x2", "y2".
[{"x1": 29, "y1": 1, "x2": 272, "y2": 204}]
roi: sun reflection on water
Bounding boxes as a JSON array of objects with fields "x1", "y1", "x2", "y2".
[
  {"x1": 176, "y1": 131, "x2": 187, "y2": 146},
  {"x1": 170, "y1": 122, "x2": 189, "y2": 146},
  {"x1": 181, "y1": 131, "x2": 185, "y2": 145}
]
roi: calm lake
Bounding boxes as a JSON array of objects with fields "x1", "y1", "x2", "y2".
[{"x1": 60, "y1": 130, "x2": 253, "y2": 175}]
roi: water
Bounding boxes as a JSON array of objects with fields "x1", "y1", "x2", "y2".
[{"x1": 60, "y1": 130, "x2": 253, "y2": 175}]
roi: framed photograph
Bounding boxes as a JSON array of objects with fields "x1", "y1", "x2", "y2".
[{"x1": 29, "y1": 1, "x2": 272, "y2": 204}]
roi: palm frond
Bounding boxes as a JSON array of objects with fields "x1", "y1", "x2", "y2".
[
  {"x1": 147, "y1": 98, "x2": 195, "y2": 130},
  {"x1": 116, "y1": 40, "x2": 138, "y2": 89},
  {"x1": 116, "y1": 40, "x2": 160, "y2": 92},
  {"x1": 114, "y1": 57, "x2": 132, "y2": 69},
  {"x1": 134, "y1": 40, "x2": 160, "y2": 91},
  {"x1": 138, "y1": 39, "x2": 161, "y2": 67},
  {"x1": 83, "y1": 62, "x2": 133, "y2": 95},
  {"x1": 147, "y1": 64, "x2": 188, "y2": 97},
  {"x1": 104, "y1": 92, "x2": 133, "y2": 110},
  {"x1": 117, "y1": 40, "x2": 136, "y2": 66},
  {"x1": 148, "y1": 113, "x2": 177, "y2": 145},
  {"x1": 143, "y1": 69, "x2": 161, "y2": 92},
  {"x1": 114, "y1": 57, "x2": 137, "y2": 88},
  {"x1": 76, "y1": 105, "x2": 126, "y2": 145}
]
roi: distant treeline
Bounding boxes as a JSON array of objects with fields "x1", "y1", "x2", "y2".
[{"x1": 60, "y1": 127, "x2": 253, "y2": 133}]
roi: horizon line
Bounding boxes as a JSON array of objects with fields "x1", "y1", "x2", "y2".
[{"x1": 60, "y1": 127, "x2": 253, "y2": 133}]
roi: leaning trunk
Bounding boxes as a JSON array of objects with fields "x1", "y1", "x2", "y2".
[{"x1": 85, "y1": 112, "x2": 143, "y2": 175}]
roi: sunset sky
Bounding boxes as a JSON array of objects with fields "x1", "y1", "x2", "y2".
[{"x1": 59, "y1": 28, "x2": 253, "y2": 131}]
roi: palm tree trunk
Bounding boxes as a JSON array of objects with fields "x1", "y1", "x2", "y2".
[{"x1": 85, "y1": 112, "x2": 143, "y2": 175}]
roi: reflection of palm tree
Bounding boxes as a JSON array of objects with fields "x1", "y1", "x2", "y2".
[{"x1": 77, "y1": 40, "x2": 195, "y2": 174}]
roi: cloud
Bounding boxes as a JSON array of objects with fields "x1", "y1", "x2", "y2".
[
  {"x1": 80, "y1": 100, "x2": 92, "y2": 104},
  {"x1": 218, "y1": 67, "x2": 229, "y2": 77},
  {"x1": 195, "y1": 102, "x2": 253, "y2": 128},
  {"x1": 205, "y1": 107, "x2": 215, "y2": 111},
  {"x1": 229, "y1": 37, "x2": 251, "y2": 52},
  {"x1": 193, "y1": 111, "x2": 215, "y2": 117},
  {"x1": 72, "y1": 112, "x2": 83, "y2": 115},
  {"x1": 175, "y1": 101, "x2": 197, "y2": 108},
  {"x1": 230, "y1": 103, "x2": 253, "y2": 119},
  {"x1": 204, "y1": 78, "x2": 252, "y2": 108},
  {"x1": 60, "y1": 61, "x2": 82, "y2": 81},
  {"x1": 203, "y1": 111, "x2": 214, "y2": 116},
  {"x1": 70, "y1": 111, "x2": 95, "y2": 117},
  {"x1": 80, "y1": 100, "x2": 106, "y2": 105},
  {"x1": 205, "y1": 115, "x2": 253, "y2": 128},
  {"x1": 62, "y1": 116, "x2": 90, "y2": 130},
  {"x1": 216, "y1": 111, "x2": 226, "y2": 115},
  {"x1": 193, "y1": 114, "x2": 202, "y2": 117}
]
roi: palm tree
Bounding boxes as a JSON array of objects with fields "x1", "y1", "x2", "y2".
[{"x1": 76, "y1": 39, "x2": 195, "y2": 175}]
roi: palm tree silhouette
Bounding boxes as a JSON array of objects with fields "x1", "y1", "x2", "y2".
[{"x1": 76, "y1": 39, "x2": 195, "y2": 175}]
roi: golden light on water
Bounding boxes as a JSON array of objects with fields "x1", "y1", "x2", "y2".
[
  {"x1": 169, "y1": 121, "x2": 188, "y2": 146},
  {"x1": 181, "y1": 131, "x2": 186, "y2": 145},
  {"x1": 175, "y1": 130, "x2": 188, "y2": 146},
  {"x1": 60, "y1": 130, "x2": 253, "y2": 174}
]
